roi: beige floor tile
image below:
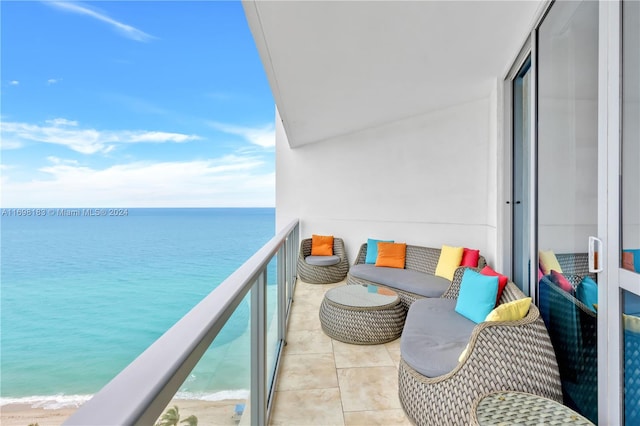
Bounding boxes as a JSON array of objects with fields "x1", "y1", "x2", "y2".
[
  {"x1": 343, "y1": 409, "x2": 412, "y2": 426},
  {"x1": 385, "y1": 337, "x2": 402, "y2": 367},
  {"x1": 285, "y1": 329, "x2": 333, "y2": 355},
  {"x1": 269, "y1": 388, "x2": 345, "y2": 426},
  {"x1": 290, "y1": 294, "x2": 322, "y2": 312},
  {"x1": 386, "y1": 348, "x2": 402, "y2": 368},
  {"x1": 337, "y1": 366, "x2": 401, "y2": 412},
  {"x1": 288, "y1": 308, "x2": 323, "y2": 331},
  {"x1": 384, "y1": 337, "x2": 402, "y2": 351},
  {"x1": 276, "y1": 353, "x2": 338, "y2": 391},
  {"x1": 332, "y1": 341, "x2": 394, "y2": 368},
  {"x1": 295, "y1": 281, "x2": 342, "y2": 293}
]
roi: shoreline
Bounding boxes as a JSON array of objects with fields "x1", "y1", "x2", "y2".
[{"x1": 0, "y1": 398, "x2": 247, "y2": 426}]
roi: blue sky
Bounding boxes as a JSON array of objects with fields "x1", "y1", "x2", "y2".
[{"x1": 0, "y1": 0, "x2": 275, "y2": 207}]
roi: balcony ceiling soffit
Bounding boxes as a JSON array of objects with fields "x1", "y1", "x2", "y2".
[{"x1": 245, "y1": 1, "x2": 543, "y2": 148}]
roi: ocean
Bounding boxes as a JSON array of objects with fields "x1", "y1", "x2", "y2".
[{"x1": 0, "y1": 208, "x2": 276, "y2": 408}]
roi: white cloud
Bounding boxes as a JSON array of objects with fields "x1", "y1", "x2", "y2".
[
  {"x1": 46, "y1": 118, "x2": 78, "y2": 126},
  {"x1": 46, "y1": 1, "x2": 155, "y2": 42},
  {"x1": 0, "y1": 138, "x2": 23, "y2": 150},
  {"x1": 126, "y1": 131, "x2": 195, "y2": 143},
  {"x1": 208, "y1": 122, "x2": 275, "y2": 148},
  {"x1": 47, "y1": 78, "x2": 61, "y2": 85},
  {"x1": 1, "y1": 156, "x2": 275, "y2": 207},
  {"x1": 46, "y1": 156, "x2": 79, "y2": 165},
  {"x1": 10, "y1": 80, "x2": 19, "y2": 86},
  {"x1": 0, "y1": 118, "x2": 201, "y2": 154}
]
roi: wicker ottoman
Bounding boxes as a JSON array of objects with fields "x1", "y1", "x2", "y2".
[{"x1": 319, "y1": 284, "x2": 406, "y2": 344}]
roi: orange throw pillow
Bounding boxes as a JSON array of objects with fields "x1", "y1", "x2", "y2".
[
  {"x1": 375, "y1": 242, "x2": 407, "y2": 269},
  {"x1": 623, "y1": 252, "x2": 635, "y2": 272},
  {"x1": 311, "y1": 234, "x2": 333, "y2": 256}
]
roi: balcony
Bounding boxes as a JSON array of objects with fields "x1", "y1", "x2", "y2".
[{"x1": 58, "y1": 216, "x2": 610, "y2": 426}]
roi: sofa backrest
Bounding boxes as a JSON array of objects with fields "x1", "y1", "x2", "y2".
[
  {"x1": 354, "y1": 243, "x2": 439, "y2": 273},
  {"x1": 355, "y1": 243, "x2": 486, "y2": 276},
  {"x1": 444, "y1": 267, "x2": 524, "y2": 304},
  {"x1": 555, "y1": 253, "x2": 596, "y2": 280}
]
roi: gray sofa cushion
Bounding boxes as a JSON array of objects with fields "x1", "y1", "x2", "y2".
[
  {"x1": 401, "y1": 298, "x2": 476, "y2": 378},
  {"x1": 305, "y1": 255, "x2": 340, "y2": 266},
  {"x1": 349, "y1": 264, "x2": 450, "y2": 298}
]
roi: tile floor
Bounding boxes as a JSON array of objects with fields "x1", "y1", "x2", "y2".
[{"x1": 269, "y1": 279, "x2": 413, "y2": 426}]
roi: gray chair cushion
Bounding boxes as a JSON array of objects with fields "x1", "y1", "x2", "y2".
[
  {"x1": 305, "y1": 255, "x2": 340, "y2": 266},
  {"x1": 349, "y1": 264, "x2": 450, "y2": 298},
  {"x1": 401, "y1": 298, "x2": 476, "y2": 378}
]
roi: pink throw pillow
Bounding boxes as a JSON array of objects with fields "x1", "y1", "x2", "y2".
[
  {"x1": 479, "y1": 266, "x2": 508, "y2": 305},
  {"x1": 550, "y1": 270, "x2": 574, "y2": 293},
  {"x1": 460, "y1": 248, "x2": 480, "y2": 267}
]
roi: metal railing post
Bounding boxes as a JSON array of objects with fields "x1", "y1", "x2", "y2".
[
  {"x1": 250, "y1": 271, "x2": 267, "y2": 426},
  {"x1": 277, "y1": 245, "x2": 286, "y2": 342}
]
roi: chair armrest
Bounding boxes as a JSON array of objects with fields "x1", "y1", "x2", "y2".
[
  {"x1": 354, "y1": 243, "x2": 367, "y2": 265},
  {"x1": 431, "y1": 302, "x2": 561, "y2": 400},
  {"x1": 442, "y1": 266, "x2": 482, "y2": 299}
]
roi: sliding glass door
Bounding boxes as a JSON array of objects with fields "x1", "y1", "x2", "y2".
[
  {"x1": 507, "y1": 1, "x2": 639, "y2": 422},
  {"x1": 620, "y1": 1, "x2": 640, "y2": 424},
  {"x1": 536, "y1": 1, "x2": 599, "y2": 423}
]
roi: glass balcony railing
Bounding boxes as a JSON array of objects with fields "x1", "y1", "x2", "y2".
[{"x1": 64, "y1": 220, "x2": 299, "y2": 426}]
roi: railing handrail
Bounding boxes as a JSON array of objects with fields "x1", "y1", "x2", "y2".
[{"x1": 64, "y1": 219, "x2": 300, "y2": 426}]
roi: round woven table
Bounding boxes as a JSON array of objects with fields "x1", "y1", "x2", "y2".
[
  {"x1": 470, "y1": 391, "x2": 595, "y2": 425},
  {"x1": 319, "y1": 284, "x2": 406, "y2": 344}
]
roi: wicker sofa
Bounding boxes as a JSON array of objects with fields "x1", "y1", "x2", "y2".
[
  {"x1": 347, "y1": 243, "x2": 486, "y2": 310},
  {"x1": 398, "y1": 267, "x2": 562, "y2": 425},
  {"x1": 297, "y1": 237, "x2": 349, "y2": 284}
]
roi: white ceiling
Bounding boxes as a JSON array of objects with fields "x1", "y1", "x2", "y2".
[{"x1": 243, "y1": 0, "x2": 544, "y2": 148}]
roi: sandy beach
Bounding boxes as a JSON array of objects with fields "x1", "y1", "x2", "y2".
[{"x1": 0, "y1": 399, "x2": 247, "y2": 426}]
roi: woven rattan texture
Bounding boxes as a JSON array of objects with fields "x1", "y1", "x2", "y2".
[
  {"x1": 556, "y1": 253, "x2": 596, "y2": 280},
  {"x1": 297, "y1": 238, "x2": 349, "y2": 284},
  {"x1": 398, "y1": 282, "x2": 562, "y2": 426},
  {"x1": 470, "y1": 391, "x2": 594, "y2": 425},
  {"x1": 348, "y1": 243, "x2": 487, "y2": 309},
  {"x1": 319, "y1": 288, "x2": 406, "y2": 344},
  {"x1": 625, "y1": 326, "x2": 640, "y2": 424}
]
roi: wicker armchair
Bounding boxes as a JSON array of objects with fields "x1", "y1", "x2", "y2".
[
  {"x1": 538, "y1": 275, "x2": 597, "y2": 423},
  {"x1": 399, "y1": 268, "x2": 562, "y2": 425},
  {"x1": 538, "y1": 253, "x2": 598, "y2": 423},
  {"x1": 348, "y1": 243, "x2": 487, "y2": 309},
  {"x1": 297, "y1": 238, "x2": 349, "y2": 284}
]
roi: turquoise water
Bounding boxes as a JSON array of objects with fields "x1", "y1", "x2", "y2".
[{"x1": 0, "y1": 208, "x2": 275, "y2": 407}]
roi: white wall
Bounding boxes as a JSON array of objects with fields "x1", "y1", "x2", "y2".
[{"x1": 276, "y1": 98, "x2": 497, "y2": 265}]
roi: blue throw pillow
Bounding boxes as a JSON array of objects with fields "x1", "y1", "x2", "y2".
[
  {"x1": 365, "y1": 238, "x2": 394, "y2": 264},
  {"x1": 455, "y1": 269, "x2": 499, "y2": 323},
  {"x1": 576, "y1": 276, "x2": 598, "y2": 313}
]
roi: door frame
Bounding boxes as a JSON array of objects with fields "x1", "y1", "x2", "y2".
[
  {"x1": 601, "y1": 1, "x2": 640, "y2": 424},
  {"x1": 501, "y1": 39, "x2": 533, "y2": 284}
]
